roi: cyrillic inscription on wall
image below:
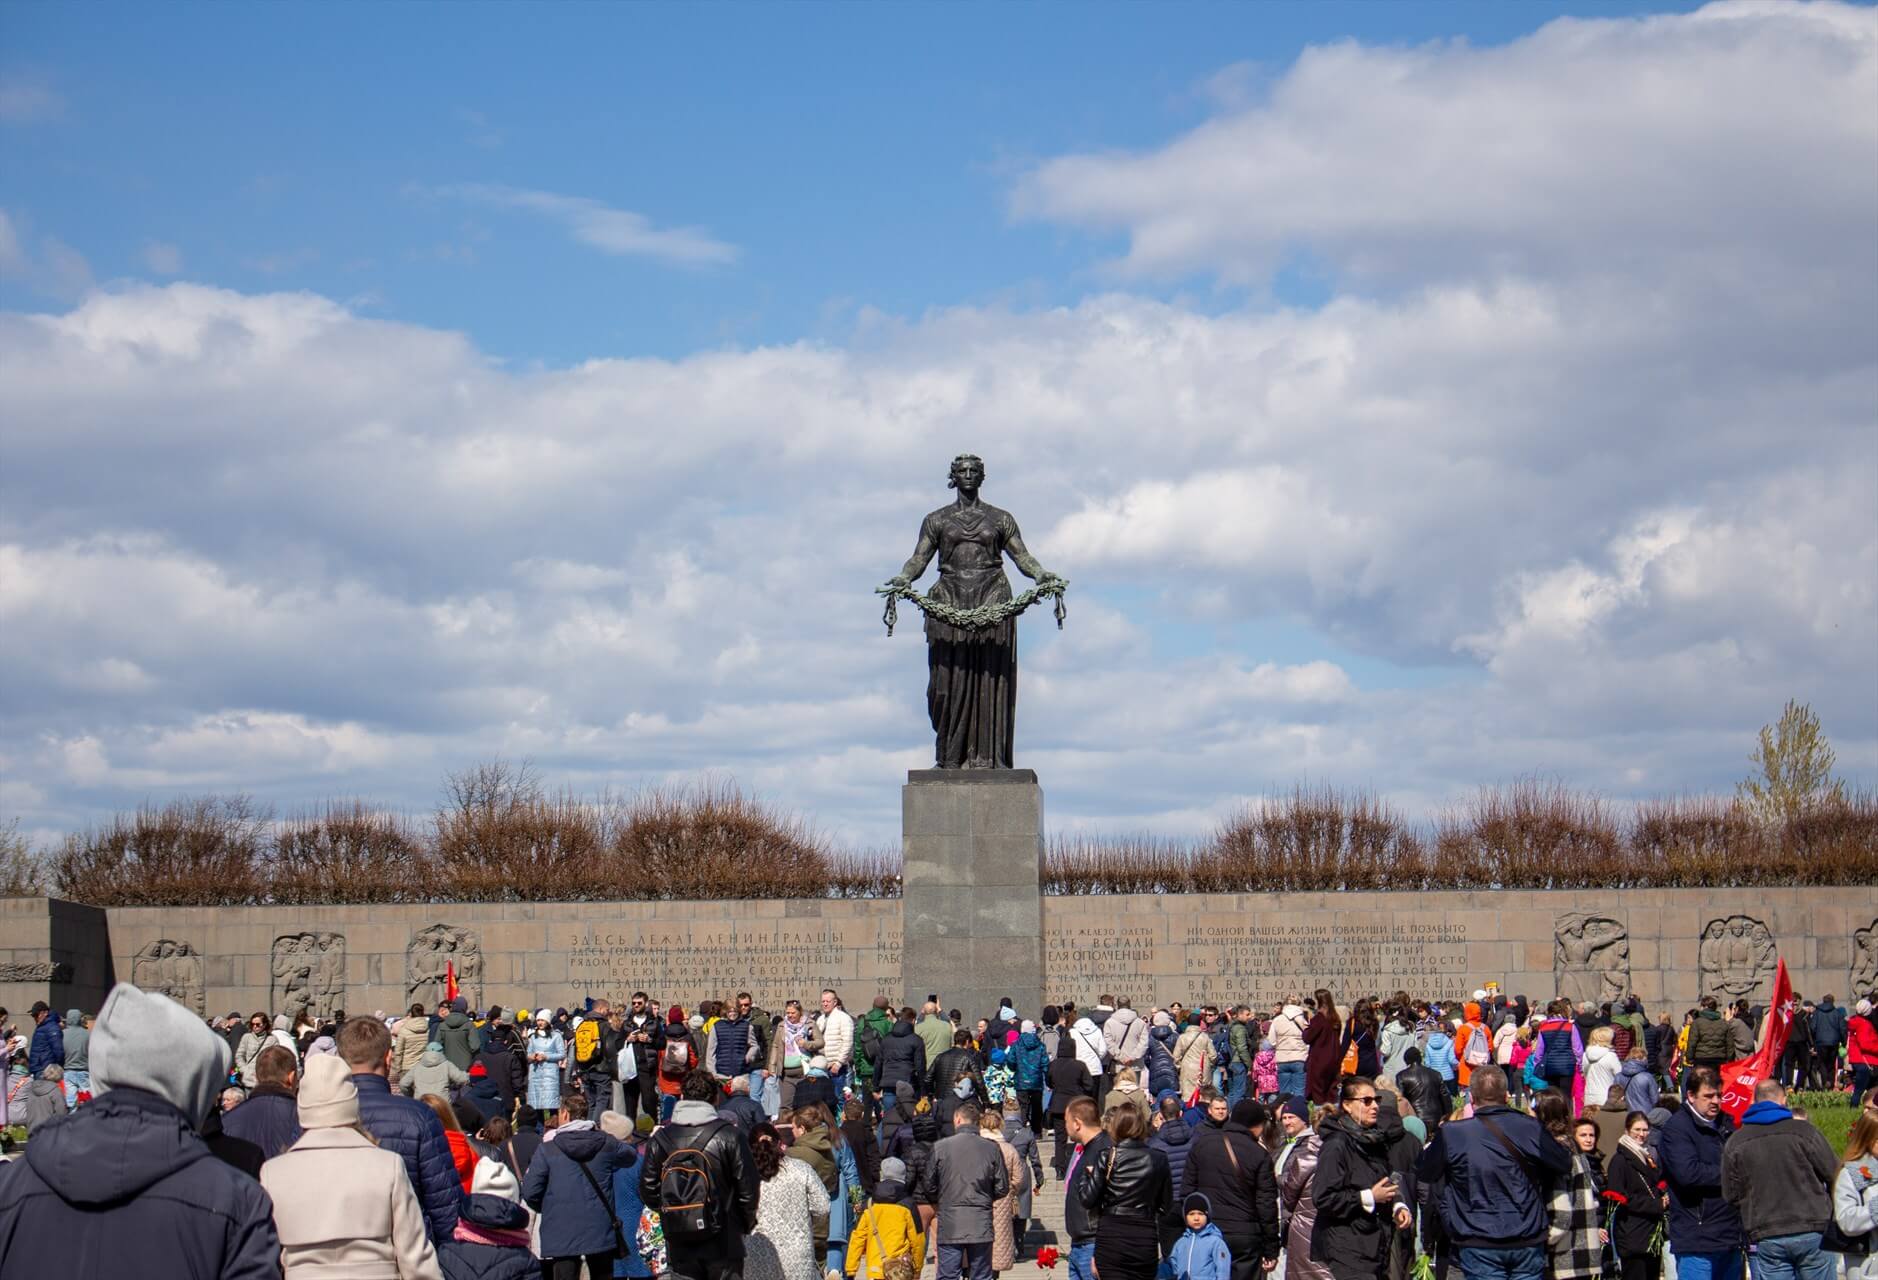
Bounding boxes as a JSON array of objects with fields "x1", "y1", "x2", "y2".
[{"x1": 565, "y1": 919, "x2": 901, "y2": 1007}]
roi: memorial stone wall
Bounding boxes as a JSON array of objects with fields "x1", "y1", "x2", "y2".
[{"x1": 3, "y1": 884, "x2": 1875, "y2": 1017}]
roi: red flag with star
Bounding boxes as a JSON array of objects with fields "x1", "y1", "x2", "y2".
[{"x1": 1718, "y1": 957, "x2": 1792, "y2": 1121}]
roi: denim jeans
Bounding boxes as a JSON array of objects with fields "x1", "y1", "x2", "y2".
[
  {"x1": 1276, "y1": 1060, "x2": 1306, "y2": 1098},
  {"x1": 938, "y1": 1241, "x2": 993, "y2": 1280},
  {"x1": 1456, "y1": 1244, "x2": 1546, "y2": 1280},
  {"x1": 1747, "y1": 1235, "x2": 1832, "y2": 1280},
  {"x1": 1676, "y1": 1251, "x2": 1744, "y2": 1280},
  {"x1": 1227, "y1": 1061, "x2": 1249, "y2": 1106},
  {"x1": 1068, "y1": 1240, "x2": 1096, "y2": 1280}
]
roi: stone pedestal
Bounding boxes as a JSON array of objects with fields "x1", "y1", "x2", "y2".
[{"x1": 901, "y1": 769, "x2": 1045, "y2": 1023}]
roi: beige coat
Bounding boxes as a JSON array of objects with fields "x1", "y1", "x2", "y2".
[
  {"x1": 261, "y1": 1128, "x2": 443, "y2": 1280},
  {"x1": 986, "y1": 1133, "x2": 1029, "y2": 1274},
  {"x1": 1173, "y1": 1027, "x2": 1215, "y2": 1098},
  {"x1": 393, "y1": 1017, "x2": 431, "y2": 1078}
]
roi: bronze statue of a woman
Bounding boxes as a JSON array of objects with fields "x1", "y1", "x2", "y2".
[{"x1": 881, "y1": 455, "x2": 1064, "y2": 769}]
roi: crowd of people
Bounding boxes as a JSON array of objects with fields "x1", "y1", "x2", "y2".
[{"x1": 3, "y1": 981, "x2": 1878, "y2": 1280}]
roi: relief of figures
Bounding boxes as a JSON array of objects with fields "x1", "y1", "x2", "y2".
[
  {"x1": 1699, "y1": 915, "x2": 1777, "y2": 1000},
  {"x1": 272, "y1": 932, "x2": 347, "y2": 1021},
  {"x1": 130, "y1": 939, "x2": 205, "y2": 1015},
  {"x1": 1554, "y1": 913, "x2": 1630, "y2": 1003},
  {"x1": 405, "y1": 924, "x2": 482, "y2": 1008},
  {"x1": 1852, "y1": 919, "x2": 1878, "y2": 996}
]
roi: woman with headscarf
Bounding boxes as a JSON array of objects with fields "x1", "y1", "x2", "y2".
[
  {"x1": 1608, "y1": 1110, "x2": 1668, "y2": 1280},
  {"x1": 1310, "y1": 1077, "x2": 1412, "y2": 1280},
  {"x1": 525, "y1": 1012, "x2": 566, "y2": 1113},
  {"x1": 261, "y1": 1055, "x2": 443, "y2": 1279}
]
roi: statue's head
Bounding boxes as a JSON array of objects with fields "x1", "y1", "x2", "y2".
[{"x1": 947, "y1": 453, "x2": 985, "y2": 491}]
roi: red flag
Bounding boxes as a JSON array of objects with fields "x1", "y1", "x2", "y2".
[
  {"x1": 445, "y1": 960, "x2": 459, "y2": 1004},
  {"x1": 1718, "y1": 957, "x2": 1793, "y2": 1121}
]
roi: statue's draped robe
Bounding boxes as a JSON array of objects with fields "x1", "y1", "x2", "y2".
[{"x1": 899, "y1": 502, "x2": 1039, "y2": 769}]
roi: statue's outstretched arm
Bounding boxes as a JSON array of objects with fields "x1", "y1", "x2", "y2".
[
  {"x1": 890, "y1": 519, "x2": 939, "y2": 587},
  {"x1": 1004, "y1": 527, "x2": 1058, "y2": 584}
]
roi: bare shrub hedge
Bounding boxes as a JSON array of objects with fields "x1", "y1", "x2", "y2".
[
  {"x1": 35, "y1": 773, "x2": 1875, "y2": 906},
  {"x1": 1046, "y1": 782, "x2": 1878, "y2": 894},
  {"x1": 51, "y1": 768, "x2": 900, "y2": 906}
]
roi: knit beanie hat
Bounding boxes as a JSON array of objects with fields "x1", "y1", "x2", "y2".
[
  {"x1": 91, "y1": 982, "x2": 230, "y2": 1123},
  {"x1": 297, "y1": 1053, "x2": 361, "y2": 1128},
  {"x1": 473, "y1": 1156, "x2": 521, "y2": 1201},
  {"x1": 667, "y1": 1005, "x2": 685, "y2": 1023},
  {"x1": 1230, "y1": 1099, "x2": 1266, "y2": 1129},
  {"x1": 1183, "y1": 1191, "x2": 1212, "y2": 1216},
  {"x1": 880, "y1": 1156, "x2": 908, "y2": 1183},
  {"x1": 1279, "y1": 1095, "x2": 1310, "y2": 1125},
  {"x1": 599, "y1": 1110, "x2": 633, "y2": 1140}
]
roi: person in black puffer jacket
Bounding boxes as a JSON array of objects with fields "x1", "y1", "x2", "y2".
[
  {"x1": 1180, "y1": 1099, "x2": 1280, "y2": 1280},
  {"x1": 929, "y1": 1031, "x2": 990, "y2": 1125},
  {"x1": 1048, "y1": 1036, "x2": 1097, "y2": 1179},
  {"x1": 1076, "y1": 1103, "x2": 1172, "y2": 1280},
  {"x1": 1394, "y1": 1047, "x2": 1450, "y2": 1133},
  {"x1": 0, "y1": 983, "x2": 281, "y2": 1280},
  {"x1": 889, "y1": 1098, "x2": 942, "y2": 1218},
  {"x1": 876, "y1": 1016, "x2": 929, "y2": 1101},
  {"x1": 1312, "y1": 1079, "x2": 1415, "y2": 1280}
]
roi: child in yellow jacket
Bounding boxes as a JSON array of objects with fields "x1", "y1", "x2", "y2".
[{"x1": 845, "y1": 1159, "x2": 926, "y2": 1280}]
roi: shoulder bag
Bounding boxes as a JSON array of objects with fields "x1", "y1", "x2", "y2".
[{"x1": 571, "y1": 1148, "x2": 630, "y2": 1257}]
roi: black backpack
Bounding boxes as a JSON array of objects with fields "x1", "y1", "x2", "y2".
[
  {"x1": 657, "y1": 1121, "x2": 726, "y2": 1240},
  {"x1": 859, "y1": 1020, "x2": 884, "y2": 1069}
]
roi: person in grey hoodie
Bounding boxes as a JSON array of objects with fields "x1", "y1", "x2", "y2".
[
  {"x1": 21, "y1": 1062, "x2": 70, "y2": 1135},
  {"x1": 401, "y1": 1041, "x2": 470, "y2": 1099},
  {"x1": 62, "y1": 1009, "x2": 90, "y2": 1094},
  {"x1": 0, "y1": 982, "x2": 282, "y2": 1280}
]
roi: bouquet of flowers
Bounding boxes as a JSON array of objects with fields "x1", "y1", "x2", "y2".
[{"x1": 1036, "y1": 1246, "x2": 1060, "y2": 1274}]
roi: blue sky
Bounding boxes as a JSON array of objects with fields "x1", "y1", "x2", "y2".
[
  {"x1": 4, "y1": 0, "x2": 1704, "y2": 361},
  {"x1": 1, "y1": 1, "x2": 1872, "y2": 848}
]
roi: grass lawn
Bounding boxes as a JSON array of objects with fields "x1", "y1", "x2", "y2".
[{"x1": 1794, "y1": 1090, "x2": 1860, "y2": 1155}]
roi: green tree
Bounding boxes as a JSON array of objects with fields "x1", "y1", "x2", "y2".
[{"x1": 1735, "y1": 700, "x2": 1845, "y2": 824}]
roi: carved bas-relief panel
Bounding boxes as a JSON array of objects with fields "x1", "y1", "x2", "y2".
[
  {"x1": 131, "y1": 939, "x2": 205, "y2": 1015},
  {"x1": 1852, "y1": 920, "x2": 1878, "y2": 997},
  {"x1": 0, "y1": 961, "x2": 74, "y2": 983},
  {"x1": 406, "y1": 924, "x2": 482, "y2": 1008},
  {"x1": 1699, "y1": 915, "x2": 1776, "y2": 1000},
  {"x1": 1554, "y1": 914, "x2": 1630, "y2": 1003},
  {"x1": 272, "y1": 932, "x2": 347, "y2": 1021}
]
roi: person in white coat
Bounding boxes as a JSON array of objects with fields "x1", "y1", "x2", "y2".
[
  {"x1": 817, "y1": 989, "x2": 856, "y2": 1091},
  {"x1": 1833, "y1": 1109, "x2": 1878, "y2": 1280},
  {"x1": 261, "y1": 1053, "x2": 443, "y2": 1280}
]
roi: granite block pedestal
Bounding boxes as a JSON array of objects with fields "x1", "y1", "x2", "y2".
[{"x1": 902, "y1": 769, "x2": 1045, "y2": 1022}]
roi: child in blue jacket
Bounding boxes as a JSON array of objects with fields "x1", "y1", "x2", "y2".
[{"x1": 1171, "y1": 1192, "x2": 1234, "y2": 1280}]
